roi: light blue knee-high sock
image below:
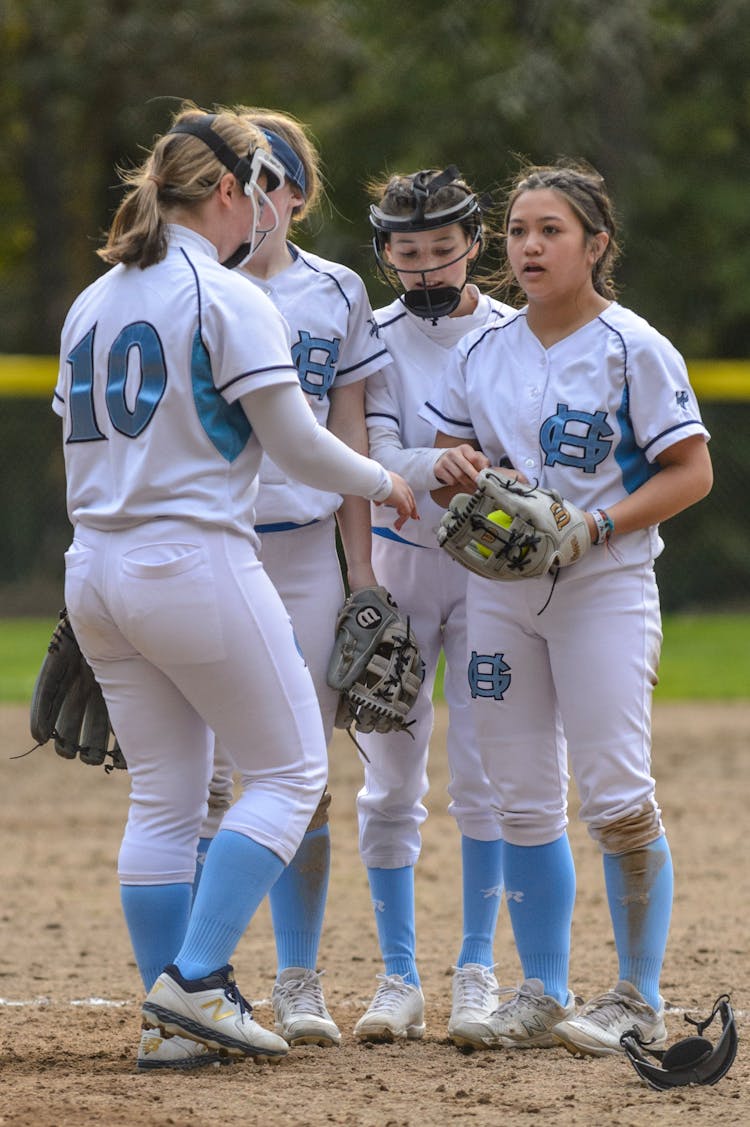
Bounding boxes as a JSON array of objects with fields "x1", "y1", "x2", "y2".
[
  {"x1": 121, "y1": 883, "x2": 192, "y2": 991},
  {"x1": 270, "y1": 825, "x2": 330, "y2": 971},
  {"x1": 603, "y1": 834, "x2": 673, "y2": 1010},
  {"x1": 456, "y1": 835, "x2": 503, "y2": 968},
  {"x1": 367, "y1": 866, "x2": 419, "y2": 987},
  {"x1": 501, "y1": 834, "x2": 575, "y2": 1004},
  {"x1": 191, "y1": 836, "x2": 214, "y2": 900},
  {"x1": 175, "y1": 829, "x2": 285, "y2": 981}
]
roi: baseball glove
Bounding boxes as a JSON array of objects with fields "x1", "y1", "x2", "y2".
[
  {"x1": 327, "y1": 586, "x2": 422, "y2": 742},
  {"x1": 437, "y1": 469, "x2": 591, "y2": 580},
  {"x1": 29, "y1": 609, "x2": 126, "y2": 772}
]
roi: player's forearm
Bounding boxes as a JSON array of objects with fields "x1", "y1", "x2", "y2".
[
  {"x1": 241, "y1": 383, "x2": 391, "y2": 502},
  {"x1": 368, "y1": 424, "x2": 444, "y2": 490},
  {"x1": 605, "y1": 436, "x2": 713, "y2": 536},
  {"x1": 335, "y1": 494, "x2": 377, "y2": 590}
]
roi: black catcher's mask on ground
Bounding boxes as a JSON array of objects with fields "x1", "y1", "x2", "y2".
[
  {"x1": 620, "y1": 994, "x2": 738, "y2": 1090},
  {"x1": 369, "y1": 166, "x2": 483, "y2": 321}
]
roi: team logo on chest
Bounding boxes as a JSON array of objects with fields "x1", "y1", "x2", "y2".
[
  {"x1": 540, "y1": 403, "x2": 613, "y2": 473},
  {"x1": 468, "y1": 651, "x2": 512, "y2": 699},
  {"x1": 291, "y1": 330, "x2": 341, "y2": 398}
]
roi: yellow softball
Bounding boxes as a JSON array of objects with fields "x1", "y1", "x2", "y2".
[{"x1": 476, "y1": 509, "x2": 514, "y2": 558}]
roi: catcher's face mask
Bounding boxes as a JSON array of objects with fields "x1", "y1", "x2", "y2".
[
  {"x1": 167, "y1": 115, "x2": 285, "y2": 268},
  {"x1": 370, "y1": 166, "x2": 483, "y2": 321},
  {"x1": 620, "y1": 994, "x2": 738, "y2": 1091}
]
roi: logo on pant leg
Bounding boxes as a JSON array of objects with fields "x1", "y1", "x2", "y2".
[{"x1": 468, "y1": 651, "x2": 511, "y2": 699}]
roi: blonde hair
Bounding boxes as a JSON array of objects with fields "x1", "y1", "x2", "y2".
[
  {"x1": 98, "y1": 102, "x2": 270, "y2": 268},
  {"x1": 239, "y1": 107, "x2": 323, "y2": 223},
  {"x1": 502, "y1": 159, "x2": 621, "y2": 299}
]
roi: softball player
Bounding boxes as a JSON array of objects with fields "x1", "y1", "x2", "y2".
[
  {"x1": 193, "y1": 109, "x2": 393, "y2": 1050},
  {"x1": 422, "y1": 160, "x2": 712, "y2": 1053},
  {"x1": 352, "y1": 168, "x2": 516, "y2": 1047},
  {"x1": 54, "y1": 105, "x2": 415, "y2": 1071}
]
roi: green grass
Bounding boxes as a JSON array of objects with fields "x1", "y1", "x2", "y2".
[
  {"x1": 651, "y1": 613, "x2": 749, "y2": 699},
  {"x1": 0, "y1": 614, "x2": 747, "y2": 704}
]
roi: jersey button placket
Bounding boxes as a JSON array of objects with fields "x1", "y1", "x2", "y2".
[{"x1": 519, "y1": 354, "x2": 547, "y2": 478}]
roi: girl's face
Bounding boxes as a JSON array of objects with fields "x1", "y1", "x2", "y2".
[
  {"x1": 385, "y1": 223, "x2": 478, "y2": 296},
  {"x1": 257, "y1": 178, "x2": 304, "y2": 241},
  {"x1": 505, "y1": 188, "x2": 607, "y2": 305}
]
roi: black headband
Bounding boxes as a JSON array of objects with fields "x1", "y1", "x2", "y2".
[{"x1": 167, "y1": 115, "x2": 281, "y2": 193}]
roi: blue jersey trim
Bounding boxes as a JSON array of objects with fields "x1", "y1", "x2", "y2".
[
  {"x1": 340, "y1": 347, "x2": 389, "y2": 377},
  {"x1": 643, "y1": 419, "x2": 705, "y2": 455},
  {"x1": 191, "y1": 329, "x2": 251, "y2": 462},
  {"x1": 218, "y1": 364, "x2": 297, "y2": 394},
  {"x1": 614, "y1": 380, "x2": 655, "y2": 493},
  {"x1": 372, "y1": 526, "x2": 429, "y2": 549},
  {"x1": 464, "y1": 312, "x2": 524, "y2": 361},
  {"x1": 294, "y1": 249, "x2": 352, "y2": 311},
  {"x1": 423, "y1": 399, "x2": 474, "y2": 430},
  {"x1": 180, "y1": 249, "x2": 253, "y2": 464},
  {"x1": 256, "y1": 519, "x2": 321, "y2": 533},
  {"x1": 366, "y1": 409, "x2": 400, "y2": 426}
]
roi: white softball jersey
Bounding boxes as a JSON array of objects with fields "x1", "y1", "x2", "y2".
[
  {"x1": 356, "y1": 289, "x2": 515, "y2": 867},
  {"x1": 56, "y1": 225, "x2": 331, "y2": 877},
  {"x1": 366, "y1": 288, "x2": 516, "y2": 549},
  {"x1": 244, "y1": 244, "x2": 390, "y2": 528},
  {"x1": 420, "y1": 302, "x2": 711, "y2": 846},
  {"x1": 421, "y1": 302, "x2": 710, "y2": 575},
  {"x1": 55, "y1": 226, "x2": 299, "y2": 539},
  {"x1": 201, "y1": 245, "x2": 391, "y2": 825}
]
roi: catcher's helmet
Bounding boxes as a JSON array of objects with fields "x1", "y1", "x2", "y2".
[
  {"x1": 620, "y1": 994, "x2": 738, "y2": 1091},
  {"x1": 369, "y1": 166, "x2": 484, "y2": 321}
]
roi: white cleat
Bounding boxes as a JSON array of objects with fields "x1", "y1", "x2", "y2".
[
  {"x1": 553, "y1": 979, "x2": 667, "y2": 1057},
  {"x1": 136, "y1": 1027, "x2": 230, "y2": 1071},
  {"x1": 485, "y1": 978, "x2": 575, "y2": 1048},
  {"x1": 447, "y1": 963, "x2": 500, "y2": 1050},
  {"x1": 142, "y1": 963, "x2": 288, "y2": 1063},
  {"x1": 272, "y1": 967, "x2": 341, "y2": 1047},
  {"x1": 354, "y1": 974, "x2": 425, "y2": 1042}
]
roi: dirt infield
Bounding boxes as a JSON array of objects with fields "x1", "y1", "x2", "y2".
[{"x1": 0, "y1": 701, "x2": 747, "y2": 1126}]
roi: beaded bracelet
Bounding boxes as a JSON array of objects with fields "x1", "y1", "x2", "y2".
[{"x1": 591, "y1": 508, "x2": 615, "y2": 546}]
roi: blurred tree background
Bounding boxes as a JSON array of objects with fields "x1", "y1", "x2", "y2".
[
  {"x1": 2, "y1": 0, "x2": 749, "y2": 354},
  {"x1": 0, "y1": 0, "x2": 748, "y2": 613}
]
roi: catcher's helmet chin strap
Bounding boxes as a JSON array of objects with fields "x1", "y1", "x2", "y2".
[{"x1": 620, "y1": 994, "x2": 738, "y2": 1090}]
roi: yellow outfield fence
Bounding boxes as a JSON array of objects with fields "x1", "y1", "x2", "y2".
[{"x1": 1, "y1": 354, "x2": 749, "y2": 400}]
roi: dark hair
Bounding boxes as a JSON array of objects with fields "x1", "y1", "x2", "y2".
[
  {"x1": 502, "y1": 159, "x2": 620, "y2": 300},
  {"x1": 368, "y1": 168, "x2": 482, "y2": 241},
  {"x1": 368, "y1": 168, "x2": 503, "y2": 297}
]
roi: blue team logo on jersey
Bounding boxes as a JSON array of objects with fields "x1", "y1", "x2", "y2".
[
  {"x1": 291, "y1": 331, "x2": 341, "y2": 398},
  {"x1": 468, "y1": 651, "x2": 512, "y2": 699},
  {"x1": 540, "y1": 403, "x2": 614, "y2": 473},
  {"x1": 676, "y1": 389, "x2": 689, "y2": 409}
]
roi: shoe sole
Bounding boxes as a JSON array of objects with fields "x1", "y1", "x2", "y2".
[
  {"x1": 142, "y1": 1003, "x2": 287, "y2": 1062},
  {"x1": 448, "y1": 1025, "x2": 495, "y2": 1051},
  {"x1": 277, "y1": 1025, "x2": 342, "y2": 1048},
  {"x1": 354, "y1": 1023, "x2": 425, "y2": 1043},
  {"x1": 136, "y1": 1053, "x2": 232, "y2": 1071},
  {"x1": 554, "y1": 1028, "x2": 668, "y2": 1058},
  {"x1": 496, "y1": 1032, "x2": 563, "y2": 1049},
  {"x1": 449, "y1": 1034, "x2": 490, "y2": 1051}
]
